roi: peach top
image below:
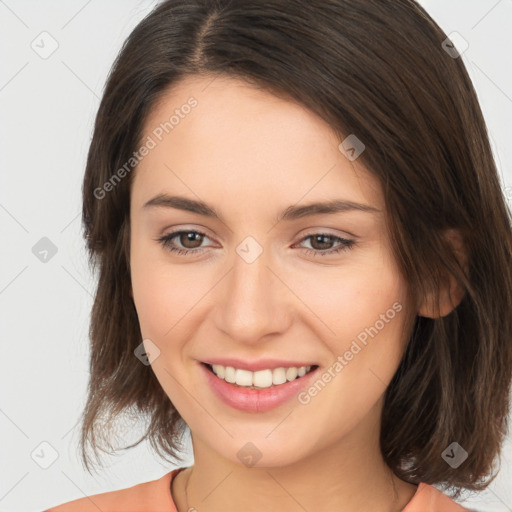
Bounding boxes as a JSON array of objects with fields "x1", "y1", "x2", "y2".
[{"x1": 45, "y1": 467, "x2": 469, "y2": 511}]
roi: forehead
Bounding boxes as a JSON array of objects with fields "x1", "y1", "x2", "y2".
[{"x1": 132, "y1": 74, "x2": 383, "y2": 215}]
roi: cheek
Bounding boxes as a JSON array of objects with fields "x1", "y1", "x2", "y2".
[
  {"x1": 130, "y1": 237, "x2": 216, "y2": 349},
  {"x1": 301, "y1": 273, "x2": 408, "y2": 422},
  {"x1": 290, "y1": 252, "x2": 407, "y2": 345},
  {"x1": 130, "y1": 235, "x2": 182, "y2": 339},
  {"x1": 290, "y1": 251, "x2": 409, "y2": 404},
  {"x1": 132, "y1": 270, "x2": 195, "y2": 343}
]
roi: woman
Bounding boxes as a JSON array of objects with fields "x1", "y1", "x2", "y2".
[{"x1": 45, "y1": 0, "x2": 512, "y2": 510}]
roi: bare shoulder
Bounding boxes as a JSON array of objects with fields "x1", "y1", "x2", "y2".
[{"x1": 44, "y1": 471, "x2": 176, "y2": 512}]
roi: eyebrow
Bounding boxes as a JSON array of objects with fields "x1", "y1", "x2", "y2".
[{"x1": 142, "y1": 193, "x2": 380, "y2": 221}]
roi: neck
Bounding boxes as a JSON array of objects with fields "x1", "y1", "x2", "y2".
[{"x1": 172, "y1": 413, "x2": 417, "y2": 512}]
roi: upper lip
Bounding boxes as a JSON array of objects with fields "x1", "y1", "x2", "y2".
[{"x1": 201, "y1": 358, "x2": 318, "y2": 372}]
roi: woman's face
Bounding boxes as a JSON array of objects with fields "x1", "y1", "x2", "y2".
[{"x1": 130, "y1": 74, "x2": 412, "y2": 467}]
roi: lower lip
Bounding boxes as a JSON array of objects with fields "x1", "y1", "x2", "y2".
[{"x1": 200, "y1": 363, "x2": 319, "y2": 413}]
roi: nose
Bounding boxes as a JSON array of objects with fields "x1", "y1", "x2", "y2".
[{"x1": 214, "y1": 239, "x2": 293, "y2": 345}]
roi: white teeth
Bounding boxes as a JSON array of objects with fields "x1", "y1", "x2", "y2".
[
  {"x1": 253, "y1": 369, "x2": 273, "y2": 388},
  {"x1": 224, "y1": 366, "x2": 236, "y2": 383},
  {"x1": 285, "y1": 367, "x2": 298, "y2": 381},
  {"x1": 235, "y1": 368, "x2": 253, "y2": 386},
  {"x1": 212, "y1": 364, "x2": 225, "y2": 379},
  {"x1": 272, "y1": 367, "x2": 287, "y2": 385},
  {"x1": 209, "y1": 363, "x2": 313, "y2": 389}
]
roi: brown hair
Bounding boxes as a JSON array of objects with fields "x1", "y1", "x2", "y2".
[{"x1": 79, "y1": 0, "x2": 512, "y2": 499}]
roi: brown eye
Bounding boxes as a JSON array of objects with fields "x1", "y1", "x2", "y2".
[
  {"x1": 309, "y1": 234, "x2": 337, "y2": 250},
  {"x1": 156, "y1": 229, "x2": 211, "y2": 255},
  {"x1": 176, "y1": 231, "x2": 204, "y2": 249},
  {"x1": 297, "y1": 232, "x2": 355, "y2": 257}
]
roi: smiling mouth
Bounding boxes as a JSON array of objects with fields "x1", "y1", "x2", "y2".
[{"x1": 202, "y1": 362, "x2": 319, "y2": 389}]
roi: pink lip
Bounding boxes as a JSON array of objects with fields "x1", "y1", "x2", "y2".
[
  {"x1": 201, "y1": 357, "x2": 316, "y2": 372},
  {"x1": 200, "y1": 362, "x2": 319, "y2": 413}
]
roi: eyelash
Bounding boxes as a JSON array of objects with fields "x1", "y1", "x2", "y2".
[{"x1": 155, "y1": 230, "x2": 355, "y2": 257}]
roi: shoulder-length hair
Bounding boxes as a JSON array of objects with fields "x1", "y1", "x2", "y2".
[{"x1": 79, "y1": 0, "x2": 512, "y2": 498}]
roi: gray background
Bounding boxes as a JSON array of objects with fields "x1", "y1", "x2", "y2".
[{"x1": 0, "y1": 1, "x2": 511, "y2": 511}]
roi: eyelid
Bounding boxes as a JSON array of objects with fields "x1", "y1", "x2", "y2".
[
  {"x1": 298, "y1": 227, "x2": 357, "y2": 240},
  {"x1": 161, "y1": 224, "x2": 217, "y2": 240},
  {"x1": 293, "y1": 231, "x2": 355, "y2": 250}
]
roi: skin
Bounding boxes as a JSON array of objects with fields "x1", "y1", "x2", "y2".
[{"x1": 129, "y1": 74, "x2": 459, "y2": 511}]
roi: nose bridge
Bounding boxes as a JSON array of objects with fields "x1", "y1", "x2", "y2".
[{"x1": 216, "y1": 235, "x2": 290, "y2": 342}]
